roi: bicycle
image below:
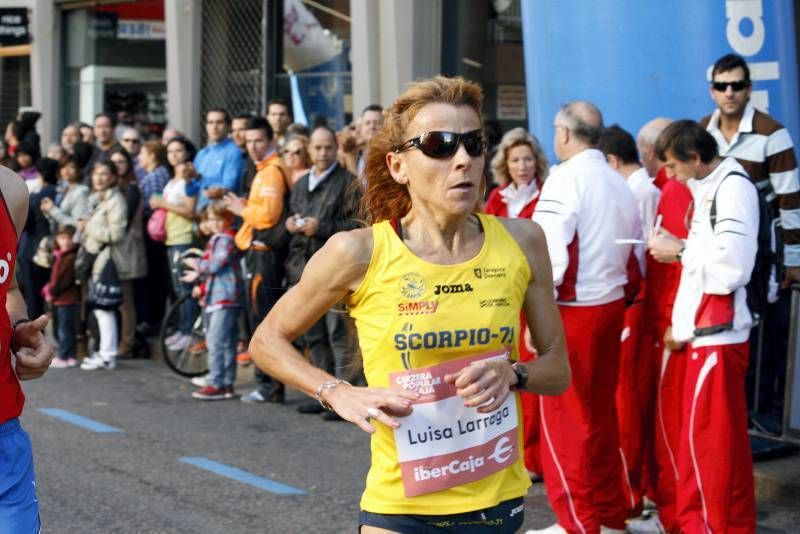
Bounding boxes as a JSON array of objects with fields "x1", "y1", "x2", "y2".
[{"x1": 159, "y1": 247, "x2": 208, "y2": 377}]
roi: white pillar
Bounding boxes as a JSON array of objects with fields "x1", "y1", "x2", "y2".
[{"x1": 165, "y1": 0, "x2": 203, "y2": 142}]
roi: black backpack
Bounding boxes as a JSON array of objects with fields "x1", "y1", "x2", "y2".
[{"x1": 709, "y1": 170, "x2": 778, "y2": 322}]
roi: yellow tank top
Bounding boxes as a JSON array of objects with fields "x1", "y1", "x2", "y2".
[{"x1": 348, "y1": 213, "x2": 532, "y2": 515}]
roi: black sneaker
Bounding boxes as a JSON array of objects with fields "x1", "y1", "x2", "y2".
[{"x1": 321, "y1": 411, "x2": 343, "y2": 421}]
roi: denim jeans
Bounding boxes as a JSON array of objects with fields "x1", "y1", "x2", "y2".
[
  {"x1": 54, "y1": 304, "x2": 78, "y2": 360},
  {"x1": 168, "y1": 244, "x2": 200, "y2": 335},
  {"x1": 205, "y1": 307, "x2": 239, "y2": 388}
]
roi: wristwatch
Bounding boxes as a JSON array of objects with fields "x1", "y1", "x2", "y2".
[{"x1": 511, "y1": 362, "x2": 529, "y2": 390}]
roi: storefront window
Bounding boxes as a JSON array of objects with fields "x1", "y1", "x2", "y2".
[
  {"x1": 61, "y1": 0, "x2": 166, "y2": 138},
  {"x1": 0, "y1": 55, "x2": 31, "y2": 130},
  {"x1": 280, "y1": 0, "x2": 352, "y2": 130},
  {"x1": 0, "y1": 7, "x2": 32, "y2": 132},
  {"x1": 442, "y1": 0, "x2": 527, "y2": 137}
]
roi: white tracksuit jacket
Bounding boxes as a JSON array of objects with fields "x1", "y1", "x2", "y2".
[
  {"x1": 672, "y1": 157, "x2": 758, "y2": 347},
  {"x1": 533, "y1": 149, "x2": 642, "y2": 306}
]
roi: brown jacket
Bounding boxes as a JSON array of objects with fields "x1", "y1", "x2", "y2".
[{"x1": 47, "y1": 245, "x2": 80, "y2": 306}]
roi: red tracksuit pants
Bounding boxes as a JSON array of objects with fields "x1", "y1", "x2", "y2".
[
  {"x1": 541, "y1": 300, "x2": 629, "y2": 533},
  {"x1": 676, "y1": 342, "x2": 755, "y2": 534},
  {"x1": 651, "y1": 331, "x2": 687, "y2": 533},
  {"x1": 615, "y1": 300, "x2": 646, "y2": 517}
]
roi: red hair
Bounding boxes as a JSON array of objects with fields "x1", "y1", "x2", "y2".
[{"x1": 361, "y1": 76, "x2": 484, "y2": 223}]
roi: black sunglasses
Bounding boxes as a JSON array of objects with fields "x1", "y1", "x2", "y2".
[
  {"x1": 395, "y1": 130, "x2": 485, "y2": 159},
  {"x1": 711, "y1": 80, "x2": 750, "y2": 92}
]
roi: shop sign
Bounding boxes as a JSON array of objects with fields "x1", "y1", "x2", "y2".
[
  {"x1": 89, "y1": 12, "x2": 118, "y2": 40},
  {"x1": 0, "y1": 8, "x2": 29, "y2": 46},
  {"x1": 117, "y1": 20, "x2": 165, "y2": 40},
  {"x1": 497, "y1": 85, "x2": 527, "y2": 120}
]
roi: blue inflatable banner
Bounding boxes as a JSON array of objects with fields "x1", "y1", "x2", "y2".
[{"x1": 521, "y1": 1, "x2": 799, "y2": 162}]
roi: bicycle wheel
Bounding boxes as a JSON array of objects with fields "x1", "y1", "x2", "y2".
[{"x1": 159, "y1": 293, "x2": 208, "y2": 377}]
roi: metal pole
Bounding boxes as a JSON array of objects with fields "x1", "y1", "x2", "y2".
[
  {"x1": 260, "y1": 0, "x2": 269, "y2": 114},
  {"x1": 263, "y1": 0, "x2": 283, "y2": 106},
  {"x1": 753, "y1": 312, "x2": 766, "y2": 414},
  {"x1": 782, "y1": 286, "x2": 800, "y2": 441}
]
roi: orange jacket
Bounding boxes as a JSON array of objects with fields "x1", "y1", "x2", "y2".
[{"x1": 234, "y1": 152, "x2": 287, "y2": 250}]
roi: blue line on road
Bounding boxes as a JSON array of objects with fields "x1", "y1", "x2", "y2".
[
  {"x1": 179, "y1": 457, "x2": 307, "y2": 496},
  {"x1": 37, "y1": 408, "x2": 123, "y2": 433}
]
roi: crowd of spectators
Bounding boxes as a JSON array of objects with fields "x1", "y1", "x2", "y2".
[{"x1": 4, "y1": 51, "x2": 799, "y2": 532}]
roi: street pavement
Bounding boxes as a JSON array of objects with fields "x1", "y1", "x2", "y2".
[{"x1": 19, "y1": 358, "x2": 798, "y2": 533}]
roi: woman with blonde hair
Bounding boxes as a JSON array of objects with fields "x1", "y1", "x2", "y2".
[
  {"x1": 280, "y1": 134, "x2": 312, "y2": 186},
  {"x1": 250, "y1": 76, "x2": 569, "y2": 531},
  {"x1": 485, "y1": 127, "x2": 548, "y2": 219}
]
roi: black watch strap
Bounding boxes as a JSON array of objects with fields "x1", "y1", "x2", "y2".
[{"x1": 511, "y1": 362, "x2": 529, "y2": 390}]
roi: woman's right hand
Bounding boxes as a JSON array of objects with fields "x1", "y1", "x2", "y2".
[{"x1": 322, "y1": 383, "x2": 420, "y2": 434}]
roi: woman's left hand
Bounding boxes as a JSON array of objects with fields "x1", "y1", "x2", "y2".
[
  {"x1": 149, "y1": 196, "x2": 163, "y2": 209},
  {"x1": 444, "y1": 359, "x2": 516, "y2": 413}
]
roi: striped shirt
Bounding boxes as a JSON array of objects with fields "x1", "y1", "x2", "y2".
[{"x1": 701, "y1": 104, "x2": 800, "y2": 266}]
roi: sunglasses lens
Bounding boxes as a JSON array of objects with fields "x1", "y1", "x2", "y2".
[
  {"x1": 462, "y1": 132, "x2": 485, "y2": 156},
  {"x1": 417, "y1": 132, "x2": 459, "y2": 158},
  {"x1": 713, "y1": 81, "x2": 748, "y2": 92}
]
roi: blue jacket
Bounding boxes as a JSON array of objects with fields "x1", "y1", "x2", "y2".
[{"x1": 193, "y1": 138, "x2": 244, "y2": 208}]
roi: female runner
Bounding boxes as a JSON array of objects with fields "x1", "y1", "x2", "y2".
[{"x1": 250, "y1": 76, "x2": 569, "y2": 533}]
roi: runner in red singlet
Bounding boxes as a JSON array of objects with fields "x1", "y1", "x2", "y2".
[{"x1": 0, "y1": 167, "x2": 55, "y2": 533}]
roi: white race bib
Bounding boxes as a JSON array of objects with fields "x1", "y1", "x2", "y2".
[{"x1": 390, "y1": 348, "x2": 519, "y2": 497}]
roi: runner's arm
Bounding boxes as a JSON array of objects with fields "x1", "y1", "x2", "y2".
[
  {"x1": 0, "y1": 168, "x2": 54, "y2": 378},
  {"x1": 517, "y1": 220, "x2": 570, "y2": 395},
  {"x1": 444, "y1": 219, "x2": 570, "y2": 414},
  {"x1": 249, "y1": 228, "x2": 419, "y2": 433},
  {"x1": 2, "y1": 168, "x2": 30, "y2": 324}
]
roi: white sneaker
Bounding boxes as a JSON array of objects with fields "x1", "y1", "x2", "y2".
[
  {"x1": 525, "y1": 524, "x2": 567, "y2": 534},
  {"x1": 626, "y1": 514, "x2": 665, "y2": 534},
  {"x1": 80, "y1": 354, "x2": 115, "y2": 371},
  {"x1": 190, "y1": 375, "x2": 209, "y2": 388},
  {"x1": 164, "y1": 331, "x2": 183, "y2": 346},
  {"x1": 167, "y1": 334, "x2": 192, "y2": 351}
]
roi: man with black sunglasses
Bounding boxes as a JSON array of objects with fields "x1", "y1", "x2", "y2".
[
  {"x1": 701, "y1": 53, "x2": 800, "y2": 287},
  {"x1": 700, "y1": 53, "x2": 800, "y2": 431}
]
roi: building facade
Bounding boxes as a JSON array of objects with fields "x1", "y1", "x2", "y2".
[{"x1": 1, "y1": 0, "x2": 530, "y2": 147}]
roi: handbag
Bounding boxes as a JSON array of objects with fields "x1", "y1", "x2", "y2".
[
  {"x1": 87, "y1": 257, "x2": 123, "y2": 310},
  {"x1": 147, "y1": 208, "x2": 168, "y2": 242},
  {"x1": 74, "y1": 246, "x2": 99, "y2": 283},
  {"x1": 32, "y1": 236, "x2": 53, "y2": 269}
]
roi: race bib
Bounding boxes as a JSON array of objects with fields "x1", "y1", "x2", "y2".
[{"x1": 390, "y1": 348, "x2": 519, "y2": 497}]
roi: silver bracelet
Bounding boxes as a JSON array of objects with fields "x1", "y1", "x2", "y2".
[{"x1": 315, "y1": 379, "x2": 351, "y2": 411}]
